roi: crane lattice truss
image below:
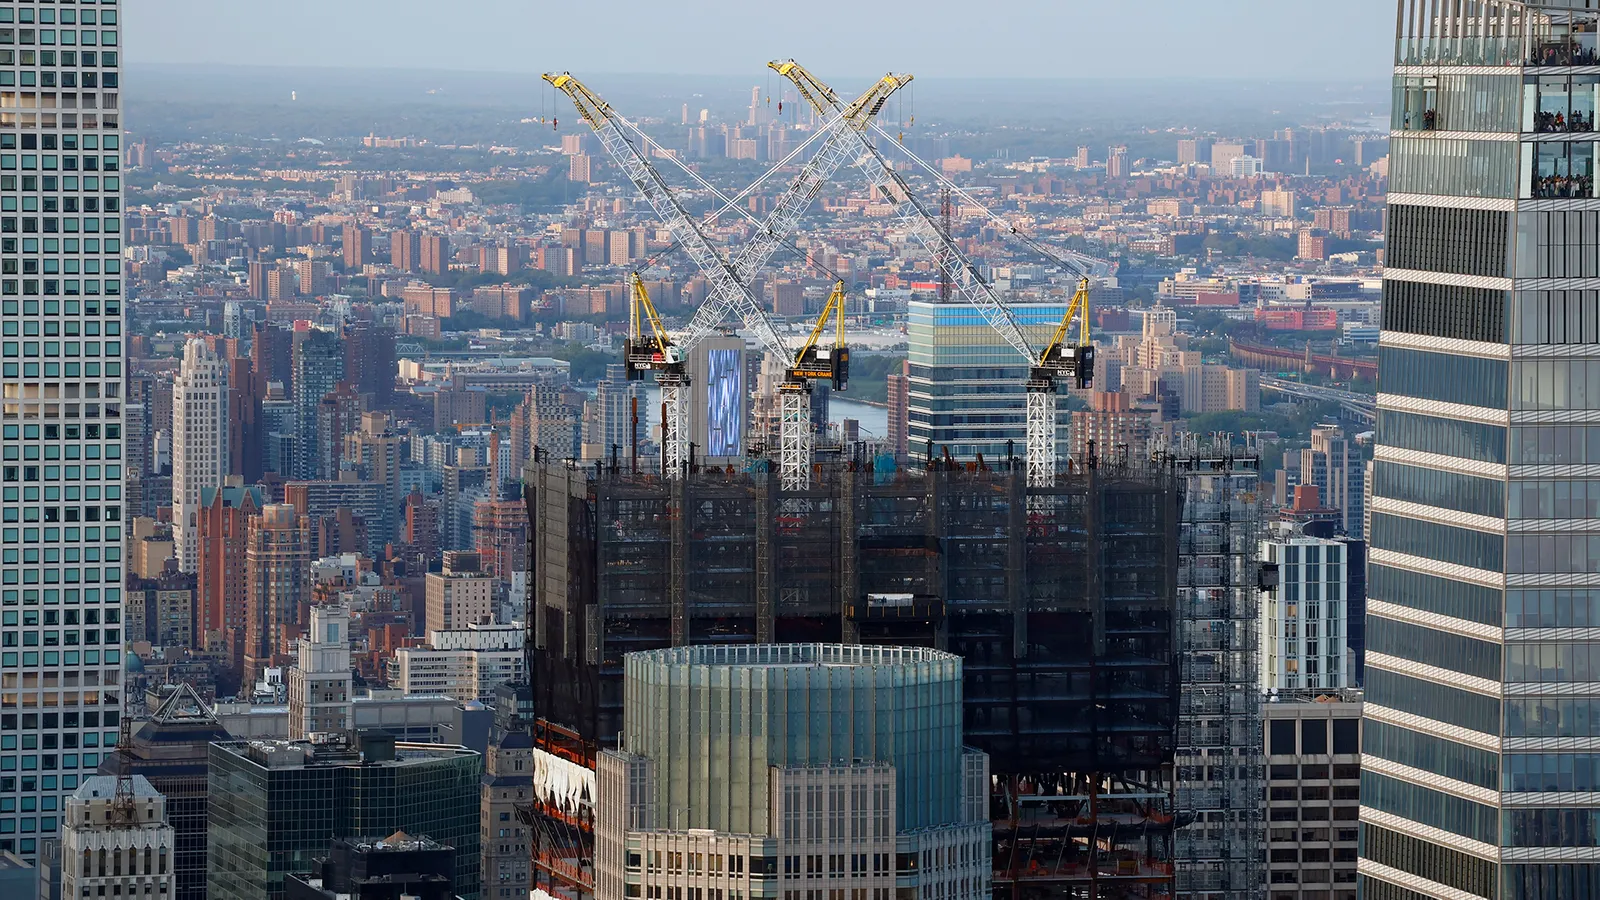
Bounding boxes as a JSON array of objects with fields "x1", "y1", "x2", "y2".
[
  {"x1": 545, "y1": 72, "x2": 906, "y2": 489},
  {"x1": 769, "y1": 61, "x2": 1098, "y2": 486}
]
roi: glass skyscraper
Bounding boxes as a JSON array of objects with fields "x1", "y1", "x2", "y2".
[
  {"x1": 0, "y1": 0, "x2": 124, "y2": 861},
  {"x1": 1363, "y1": 3, "x2": 1600, "y2": 898},
  {"x1": 906, "y1": 300, "x2": 1069, "y2": 465}
]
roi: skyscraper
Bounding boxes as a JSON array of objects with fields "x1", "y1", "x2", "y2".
[
  {"x1": 287, "y1": 604, "x2": 353, "y2": 740},
  {"x1": 906, "y1": 299, "x2": 1070, "y2": 464},
  {"x1": 171, "y1": 339, "x2": 228, "y2": 572},
  {"x1": 291, "y1": 326, "x2": 345, "y2": 480},
  {"x1": 886, "y1": 358, "x2": 910, "y2": 459},
  {"x1": 243, "y1": 505, "x2": 312, "y2": 686},
  {"x1": 207, "y1": 734, "x2": 481, "y2": 900},
  {"x1": 60, "y1": 776, "x2": 177, "y2": 900},
  {"x1": 197, "y1": 481, "x2": 264, "y2": 668},
  {"x1": 0, "y1": 7, "x2": 125, "y2": 860},
  {"x1": 1362, "y1": 5, "x2": 1583, "y2": 898}
]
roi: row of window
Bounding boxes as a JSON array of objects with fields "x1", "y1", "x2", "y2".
[
  {"x1": 1365, "y1": 667, "x2": 1502, "y2": 736},
  {"x1": 0, "y1": 9, "x2": 114, "y2": 24},
  {"x1": 1526, "y1": 75, "x2": 1600, "y2": 133},
  {"x1": 1515, "y1": 210, "x2": 1600, "y2": 280},
  {"x1": 1510, "y1": 425, "x2": 1600, "y2": 466},
  {"x1": 1386, "y1": 204, "x2": 1510, "y2": 278},
  {"x1": 1510, "y1": 479, "x2": 1600, "y2": 519},
  {"x1": 0, "y1": 70, "x2": 110, "y2": 89},
  {"x1": 1393, "y1": 74, "x2": 1521, "y2": 134},
  {"x1": 1503, "y1": 865, "x2": 1600, "y2": 900},
  {"x1": 0, "y1": 280, "x2": 119, "y2": 297},
  {"x1": 1366, "y1": 614, "x2": 1502, "y2": 681},
  {"x1": 1369, "y1": 563, "x2": 1503, "y2": 627},
  {"x1": 1373, "y1": 460, "x2": 1503, "y2": 518},
  {"x1": 0, "y1": 216, "x2": 119, "y2": 233},
  {"x1": 1506, "y1": 533, "x2": 1600, "y2": 574},
  {"x1": 1391, "y1": 136, "x2": 1519, "y2": 200},
  {"x1": 1511, "y1": 290, "x2": 1600, "y2": 345},
  {"x1": 1508, "y1": 696, "x2": 1600, "y2": 737},
  {"x1": 1503, "y1": 752, "x2": 1600, "y2": 793},
  {"x1": 1514, "y1": 359, "x2": 1600, "y2": 410},
  {"x1": 0, "y1": 649, "x2": 115, "y2": 668},
  {"x1": 1378, "y1": 347, "x2": 1508, "y2": 410},
  {"x1": 0, "y1": 154, "x2": 115, "y2": 172},
  {"x1": 0, "y1": 28, "x2": 115, "y2": 46},
  {"x1": 0, "y1": 340, "x2": 116, "y2": 356},
  {"x1": 0, "y1": 133, "x2": 110, "y2": 151},
  {"x1": 1507, "y1": 640, "x2": 1600, "y2": 682},
  {"x1": 1504, "y1": 808, "x2": 1600, "y2": 847},
  {"x1": 0, "y1": 295, "x2": 114, "y2": 314},
  {"x1": 0, "y1": 587, "x2": 116, "y2": 605},
  {"x1": 1363, "y1": 719, "x2": 1499, "y2": 790},
  {"x1": 1380, "y1": 279, "x2": 1506, "y2": 344},
  {"x1": 0, "y1": 47, "x2": 114, "y2": 67},
  {"x1": 1370, "y1": 512, "x2": 1503, "y2": 572},
  {"x1": 1359, "y1": 822, "x2": 1499, "y2": 900},
  {"x1": 0, "y1": 749, "x2": 108, "y2": 773},
  {"x1": 1360, "y1": 770, "x2": 1499, "y2": 846},
  {"x1": 0, "y1": 443, "x2": 119, "y2": 463},
  {"x1": 1527, "y1": 142, "x2": 1599, "y2": 199},
  {"x1": 1375, "y1": 410, "x2": 1506, "y2": 464},
  {"x1": 1508, "y1": 589, "x2": 1600, "y2": 628}
]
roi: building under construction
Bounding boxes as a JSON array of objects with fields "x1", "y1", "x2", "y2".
[{"x1": 521, "y1": 447, "x2": 1262, "y2": 900}]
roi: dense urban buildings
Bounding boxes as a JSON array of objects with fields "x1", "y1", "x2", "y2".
[{"x1": 79, "y1": 2, "x2": 1412, "y2": 896}]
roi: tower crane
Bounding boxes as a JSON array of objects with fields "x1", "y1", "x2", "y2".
[
  {"x1": 545, "y1": 72, "x2": 908, "y2": 489},
  {"x1": 779, "y1": 280, "x2": 849, "y2": 491},
  {"x1": 769, "y1": 60, "x2": 1098, "y2": 487}
]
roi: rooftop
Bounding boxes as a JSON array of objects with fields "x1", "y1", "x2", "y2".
[{"x1": 630, "y1": 643, "x2": 959, "y2": 670}]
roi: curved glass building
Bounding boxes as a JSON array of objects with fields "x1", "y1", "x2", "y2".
[{"x1": 596, "y1": 644, "x2": 989, "y2": 900}]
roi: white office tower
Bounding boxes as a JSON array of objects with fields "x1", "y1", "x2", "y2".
[
  {"x1": 60, "y1": 776, "x2": 175, "y2": 900},
  {"x1": 0, "y1": 1, "x2": 125, "y2": 861},
  {"x1": 287, "y1": 604, "x2": 353, "y2": 740},
  {"x1": 595, "y1": 645, "x2": 991, "y2": 900},
  {"x1": 170, "y1": 338, "x2": 227, "y2": 572},
  {"x1": 1260, "y1": 533, "x2": 1350, "y2": 691}
]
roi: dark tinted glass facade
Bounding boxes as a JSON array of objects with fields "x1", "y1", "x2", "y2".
[{"x1": 206, "y1": 741, "x2": 482, "y2": 900}]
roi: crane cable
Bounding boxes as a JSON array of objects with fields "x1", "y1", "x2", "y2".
[{"x1": 864, "y1": 121, "x2": 1103, "y2": 280}]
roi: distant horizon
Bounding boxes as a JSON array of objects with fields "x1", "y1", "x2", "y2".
[
  {"x1": 130, "y1": 61, "x2": 1388, "y2": 87},
  {"x1": 129, "y1": 0, "x2": 1397, "y2": 82}
]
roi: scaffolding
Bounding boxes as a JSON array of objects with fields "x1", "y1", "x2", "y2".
[
  {"x1": 526, "y1": 452, "x2": 1187, "y2": 900},
  {"x1": 1167, "y1": 443, "x2": 1265, "y2": 900}
]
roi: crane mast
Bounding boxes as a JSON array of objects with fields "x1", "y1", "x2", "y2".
[
  {"x1": 779, "y1": 281, "x2": 850, "y2": 491},
  {"x1": 770, "y1": 61, "x2": 1097, "y2": 486},
  {"x1": 547, "y1": 71, "x2": 905, "y2": 487}
]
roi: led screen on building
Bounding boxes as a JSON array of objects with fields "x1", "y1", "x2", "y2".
[{"x1": 706, "y1": 349, "x2": 743, "y2": 458}]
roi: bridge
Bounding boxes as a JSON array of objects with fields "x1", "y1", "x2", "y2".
[
  {"x1": 1230, "y1": 339, "x2": 1377, "y2": 382},
  {"x1": 1260, "y1": 376, "x2": 1376, "y2": 427}
]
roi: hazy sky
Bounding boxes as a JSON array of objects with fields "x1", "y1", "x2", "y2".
[{"x1": 130, "y1": 0, "x2": 1396, "y2": 81}]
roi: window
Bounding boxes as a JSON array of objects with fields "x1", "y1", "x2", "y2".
[
  {"x1": 1524, "y1": 141, "x2": 1597, "y2": 199},
  {"x1": 1382, "y1": 279, "x2": 1507, "y2": 343},
  {"x1": 1378, "y1": 347, "x2": 1507, "y2": 409},
  {"x1": 1386, "y1": 204, "x2": 1510, "y2": 278}
]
